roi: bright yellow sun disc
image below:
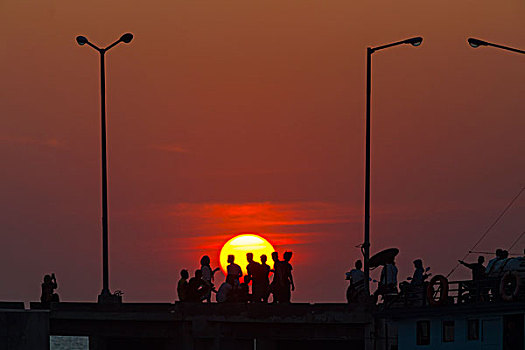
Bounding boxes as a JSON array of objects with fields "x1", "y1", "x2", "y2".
[{"x1": 219, "y1": 233, "x2": 275, "y2": 276}]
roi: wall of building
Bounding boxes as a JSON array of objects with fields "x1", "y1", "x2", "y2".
[
  {"x1": 0, "y1": 309, "x2": 49, "y2": 350},
  {"x1": 397, "y1": 315, "x2": 505, "y2": 350}
]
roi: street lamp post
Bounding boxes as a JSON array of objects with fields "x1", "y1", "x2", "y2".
[
  {"x1": 468, "y1": 38, "x2": 525, "y2": 55},
  {"x1": 76, "y1": 33, "x2": 133, "y2": 303},
  {"x1": 363, "y1": 37, "x2": 423, "y2": 296}
]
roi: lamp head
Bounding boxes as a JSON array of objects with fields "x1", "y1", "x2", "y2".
[
  {"x1": 405, "y1": 37, "x2": 423, "y2": 47},
  {"x1": 76, "y1": 36, "x2": 88, "y2": 46},
  {"x1": 120, "y1": 33, "x2": 134, "y2": 44},
  {"x1": 468, "y1": 38, "x2": 487, "y2": 48}
]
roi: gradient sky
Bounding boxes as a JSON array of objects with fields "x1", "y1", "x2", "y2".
[{"x1": 1, "y1": 0, "x2": 524, "y2": 303}]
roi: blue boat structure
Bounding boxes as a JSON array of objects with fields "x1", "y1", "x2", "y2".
[{"x1": 376, "y1": 254, "x2": 525, "y2": 350}]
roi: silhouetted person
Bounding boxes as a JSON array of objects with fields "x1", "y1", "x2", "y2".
[
  {"x1": 227, "y1": 255, "x2": 242, "y2": 286},
  {"x1": 233, "y1": 276, "x2": 250, "y2": 302},
  {"x1": 270, "y1": 252, "x2": 282, "y2": 303},
  {"x1": 486, "y1": 249, "x2": 503, "y2": 274},
  {"x1": 459, "y1": 256, "x2": 486, "y2": 281},
  {"x1": 216, "y1": 275, "x2": 235, "y2": 303},
  {"x1": 374, "y1": 256, "x2": 398, "y2": 302},
  {"x1": 411, "y1": 259, "x2": 429, "y2": 286},
  {"x1": 278, "y1": 251, "x2": 295, "y2": 303},
  {"x1": 246, "y1": 253, "x2": 264, "y2": 302},
  {"x1": 459, "y1": 256, "x2": 488, "y2": 301},
  {"x1": 259, "y1": 254, "x2": 271, "y2": 302},
  {"x1": 201, "y1": 255, "x2": 220, "y2": 303},
  {"x1": 346, "y1": 260, "x2": 365, "y2": 303},
  {"x1": 177, "y1": 269, "x2": 189, "y2": 302},
  {"x1": 187, "y1": 270, "x2": 208, "y2": 302},
  {"x1": 41, "y1": 273, "x2": 59, "y2": 305}
]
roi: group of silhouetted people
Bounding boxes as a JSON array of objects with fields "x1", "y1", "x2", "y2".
[
  {"x1": 345, "y1": 247, "x2": 521, "y2": 305},
  {"x1": 177, "y1": 251, "x2": 294, "y2": 303},
  {"x1": 345, "y1": 257, "x2": 431, "y2": 304}
]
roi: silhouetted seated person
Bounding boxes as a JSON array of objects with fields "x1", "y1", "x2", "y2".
[
  {"x1": 411, "y1": 260, "x2": 426, "y2": 286},
  {"x1": 259, "y1": 254, "x2": 271, "y2": 303},
  {"x1": 374, "y1": 257, "x2": 398, "y2": 303},
  {"x1": 177, "y1": 269, "x2": 189, "y2": 302},
  {"x1": 187, "y1": 270, "x2": 209, "y2": 302},
  {"x1": 41, "y1": 273, "x2": 59, "y2": 305},
  {"x1": 216, "y1": 275, "x2": 235, "y2": 303},
  {"x1": 231, "y1": 276, "x2": 251, "y2": 302},
  {"x1": 227, "y1": 255, "x2": 243, "y2": 286},
  {"x1": 346, "y1": 260, "x2": 365, "y2": 303},
  {"x1": 400, "y1": 259, "x2": 430, "y2": 304}
]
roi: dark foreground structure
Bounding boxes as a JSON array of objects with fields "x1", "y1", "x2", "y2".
[
  {"x1": 21, "y1": 302, "x2": 374, "y2": 350},
  {"x1": 1, "y1": 298, "x2": 524, "y2": 349}
]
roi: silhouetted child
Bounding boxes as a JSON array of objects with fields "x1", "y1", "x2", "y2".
[
  {"x1": 227, "y1": 254, "x2": 242, "y2": 286},
  {"x1": 177, "y1": 269, "x2": 189, "y2": 302},
  {"x1": 187, "y1": 270, "x2": 207, "y2": 302},
  {"x1": 200, "y1": 255, "x2": 220, "y2": 303},
  {"x1": 41, "y1": 273, "x2": 59, "y2": 305}
]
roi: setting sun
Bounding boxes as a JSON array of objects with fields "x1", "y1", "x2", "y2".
[{"x1": 219, "y1": 233, "x2": 275, "y2": 276}]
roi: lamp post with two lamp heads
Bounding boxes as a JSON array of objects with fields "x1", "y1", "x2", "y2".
[
  {"x1": 76, "y1": 33, "x2": 133, "y2": 303},
  {"x1": 468, "y1": 38, "x2": 525, "y2": 55},
  {"x1": 363, "y1": 36, "x2": 423, "y2": 296}
]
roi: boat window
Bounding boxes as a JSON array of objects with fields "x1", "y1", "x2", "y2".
[
  {"x1": 467, "y1": 319, "x2": 479, "y2": 340},
  {"x1": 416, "y1": 321, "x2": 430, "y2": 345},
  {"x1": 442, "y1": 321, "x2": 455, "y2": 342}
]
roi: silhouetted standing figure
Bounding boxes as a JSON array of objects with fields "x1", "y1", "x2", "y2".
[
  {"x1": 279, "y1": 251, "x2": 295, "y2": 303},
  {"x1": 260, "y1": 254, "x2": 271, "y2": 303},
  {"x1": 270, "y1": 252, "x2": 282, "y2": 303},
  {"x1": 41, "y1": 273, "x2": 59, "y2": 305},
  {"x1": 459, "y1": 256, "x2": 486, "y2": 282},
  {"x1": 459, "y1": 256, "x2": 487, "y2": 301},
  {"x1": 177, "y1": 269, "x2": 189, "y2": 302},
  {"x1": 486, "y1": 249, "x2": 503, "y2": 275},
  {"x1": 227, "y1": 255, "x2": 242, "y2": 286},
  {"x1": 246, "y1": 253, "x2": 263, "y2": 302},
  {"x1": 201, "y1": 255, "x2": 220, "y2": 303}
]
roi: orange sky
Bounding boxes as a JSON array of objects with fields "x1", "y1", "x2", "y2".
[{"x1": 0, "y1": 0, "x2": 524, "y2": 303}]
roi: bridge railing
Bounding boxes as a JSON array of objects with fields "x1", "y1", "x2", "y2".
[{"x1": 382, "y1": 276, "x2": 524, "y2": 308}]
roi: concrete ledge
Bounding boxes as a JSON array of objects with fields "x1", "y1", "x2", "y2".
[{"x1": 0, "y1": 301, "x2": 25, "y2": 309}]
